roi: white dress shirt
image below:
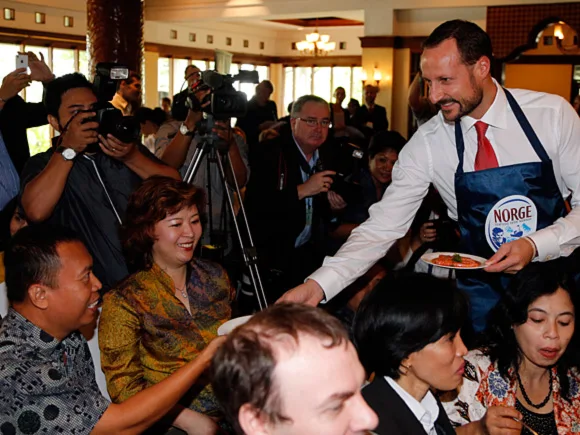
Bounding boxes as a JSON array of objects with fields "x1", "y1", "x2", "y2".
[
  {"x1": 311, "y1": 79, "x2": 580, "y2": 300},
  {"x1": 385, "y1": 377, "x2": 439, "y2": 435}
]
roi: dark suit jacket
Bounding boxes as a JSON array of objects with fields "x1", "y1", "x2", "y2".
[
  {"x1": 0, "y1": 95, "x2": 48, "y2": 174},
  {"x1": 362, "y1": 377, "x2": 456, "y2": 435},
  {"x1": 354, "y1": 104, "x2": 389, "y2": 132},
  {"x1": 243, "y1": 132, "x2": 334, "y2": 292}
]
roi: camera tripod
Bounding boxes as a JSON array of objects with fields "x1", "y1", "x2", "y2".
[{"x1": 183, "y1": 119, "x2": 269, "y2": 311}]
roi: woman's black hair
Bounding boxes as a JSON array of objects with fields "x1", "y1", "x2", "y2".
[
  {"x1": 368, "y1": 130, "x2": 407, "y2": 159},
  {"x1": 135, "y1": 107, "x2": 167, "y2": 127},
  {"x1": 353, "y1": 273, "x2": 468, "y2": 378},
  {"x1": 483, "y1": 261, "x2": 580, "y2": 401}
]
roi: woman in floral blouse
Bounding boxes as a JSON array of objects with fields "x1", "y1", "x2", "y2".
[
  {"x1": 443, "y1": 261, "x2": 580, "y2": 435},
  {"x1": 99, "y1": 176, "x2": 234, "y2": 434}
]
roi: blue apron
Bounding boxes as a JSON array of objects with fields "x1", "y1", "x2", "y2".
[{"x1": 454, "y1": 89, "x2": 567, "y2": 332}]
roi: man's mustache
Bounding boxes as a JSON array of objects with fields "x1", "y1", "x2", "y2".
[{"x1": 436, "y1": 98, "x2": 460, "y2": 109}]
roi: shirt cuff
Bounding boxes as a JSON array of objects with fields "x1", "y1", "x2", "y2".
[
  {"x1": 307, "y1": 267, "x2": 344, "y2": 303},
  {"x1": 528, "y1": 229, "x2": 560, "y2": 262}
]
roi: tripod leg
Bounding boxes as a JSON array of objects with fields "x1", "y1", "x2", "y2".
[{"x1": 215, "y1": 150, "x2": 269, "y2": 310}]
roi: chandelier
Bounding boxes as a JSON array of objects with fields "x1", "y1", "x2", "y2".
[{"x1": 295, "y1": 28, "x2": 336, "y2": 56}]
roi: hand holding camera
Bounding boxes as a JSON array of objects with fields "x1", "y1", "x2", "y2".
[
  {"x1": 0, "y1": 69, "x2": 31, "y2": 102},
  {"x1": 98, "y1": 133, "x2": 137, "y2": 162},
  {"x1": 298, "y1": 170, "x2": 336, "y2": 199},
  {"x1": 60, "y1": 111, "x2": 99, "y2": 153}
]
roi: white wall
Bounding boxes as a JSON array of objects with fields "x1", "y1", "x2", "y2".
[
  {"x1": 0, "y1": 0, "x2": 86, "y2": 36},
  {"x1": 394, "y1": 7, "x2": 486, "y2": 36}
]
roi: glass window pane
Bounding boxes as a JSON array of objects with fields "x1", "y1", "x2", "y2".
[
  {"x1": 351, "y1": 67, "x2": 364, "y2": 106},
  {"x1": 255, "y1": 65, "x2": 269, "y2": 81},
  {"x1": 173, "y1": 58, "x2": 190, "y2": 96},
  {"x1": 0, "y1": 43, "x2": 21, "y2": 86},
  {"x1": 332, "y1": 67, "x2": 352, "y2": 106},
  {"x1": 230, "y1": 63, "x2": 240, "y2": 91},
  {"x1": 240, "y1": 64, "x2": 255, "y2": 71},
  {"x1": 192, "y1": 60, "x2": 207, "y2": 71},
  {"x1": 24, "y1": 46, "x2": 49, "y2": 103},
  {"x1": 312, "y1": 67, "x2": 331, "y2": 103},
  {"x1": 158, "y1": 57, "x2": 170, "y2": 103},
  {"x1": 27, "y1": 126, "x2": 51, "y2": 156},
  {"x1": 52, "y1": 48, "x2": 75, "y2": 78},
  {"x1": 208, "y1": 61, "x2": 215, "y2": 70},
  {"x1": 79, "y1": 50, "x2": 89, "y2": 78},
  {"x1": 294, "y1": 67, "x2": 312, "y2": 101},
  {"x1": 283, "y1": 67, "x2": 294, "y2": 115}
]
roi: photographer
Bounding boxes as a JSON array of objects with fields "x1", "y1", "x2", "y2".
[
  {"x1": 243, "y1": 95, "x2": 343, "y2": 302},
  {"x1": 155, "y1": 82, "x2": 249, "y2": 253},
  {"x1": 20, "y1": 73, "x2": 179, "y2": 291}
]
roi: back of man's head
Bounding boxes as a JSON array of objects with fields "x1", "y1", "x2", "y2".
[
  {"x1": 4, "y1": 224, "x2": 82, "y2": 303},
  {"x1": 44, "y1": 73, "x2": 93, "y2": 119},
  {"x1": 211, "y1": 303, "x2": 349, "y2": 434}
]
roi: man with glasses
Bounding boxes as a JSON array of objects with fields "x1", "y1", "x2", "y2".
[{"x1": 243, "y1": 95, "x2": 342, "y2": 305}]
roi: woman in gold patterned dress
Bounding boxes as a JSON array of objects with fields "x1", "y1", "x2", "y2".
[{"x1": 99, "y1": 176, "x2": 234, "y2": 434}]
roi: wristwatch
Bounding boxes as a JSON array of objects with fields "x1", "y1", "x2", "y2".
[
  {"x1": 179, "y1": 122, "x2": 195, "y2": 136},
  {"x1": 55, "y1": 145, "x2": 77, "y2": 161}
]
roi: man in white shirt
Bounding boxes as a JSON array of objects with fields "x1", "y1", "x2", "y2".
[
  {"x1": 281, "y1": 19, "x2": 580, "y2": 332},
  {"x1": 110, "y1": 71, "x2": 141, "y2": 116}
]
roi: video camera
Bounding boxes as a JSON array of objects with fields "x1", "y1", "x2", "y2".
[{"x1": 84, "y1": 62, "x2": 141, "y2": 152}]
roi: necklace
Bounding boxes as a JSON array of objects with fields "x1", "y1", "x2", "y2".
[
  {"x1": 175, "y1": 285, "x2": 187, "y2": 299},
  {"x1": 516, "y1": 368, "x2": 553, "y2": 409}
]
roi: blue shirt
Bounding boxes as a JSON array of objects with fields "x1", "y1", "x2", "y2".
[
  {"x1": 0, "y1": 124, "x2": 19, "y2": 210},
  {"x1": 294, "y1": 138, "x2": 319, "y2": 248}
]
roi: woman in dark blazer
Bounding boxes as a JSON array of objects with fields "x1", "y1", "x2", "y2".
[{"x1": 354, "y1": 274, "x2": 468, "y2": 435}]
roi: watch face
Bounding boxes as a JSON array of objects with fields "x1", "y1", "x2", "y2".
[
  {"x1": 180, "y1": 123, "x2": 189, "y2": 135},
  {"x1": 62, "y1": 148, "x2": 77, "y2": 160}
]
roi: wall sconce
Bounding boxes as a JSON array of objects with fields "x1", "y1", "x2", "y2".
[
  {"x1": 554, "y1": 23, "x2": 564, "y2": 40},
  {"x1": 553, "y1": 21, "x2": 580, "y2": 54},
  {"x1": 373, "y1": 68, "x2": 382, "y2": 86},
  {"x1": 361, "y1": 69, "x2": 368, "y2": 86}
]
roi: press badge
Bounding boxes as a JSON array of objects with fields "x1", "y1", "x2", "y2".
[{"x1": 485, "y1": 195, "x2": 538, "y2": 252}]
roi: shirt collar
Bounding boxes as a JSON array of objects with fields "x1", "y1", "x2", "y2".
[
  {"x1": 292, "y1": 135, "x2": 319, "y2": 169},
  {"x1": 112, "y1": 92, "x2": 129, "y2": 110},
  {"x1": 385, "y1": 376, "x2": 439, "y2": 432},
  {"x1": 1, "y1": 308, "x2": 63, "y2": 357},
  {"x1": 460, "y1": 78, "x2": 508, "y2": 133}
]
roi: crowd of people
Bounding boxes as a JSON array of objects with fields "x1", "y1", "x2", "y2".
[{"x1": 0, "y1": 18, "x2": 579, "y2": 435}]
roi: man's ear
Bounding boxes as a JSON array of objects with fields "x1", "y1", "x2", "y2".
[
  {"x1": 28, "y1": 284, "x2": 50, "y2": 310},
  {"x1": 475, "y1": 55, "x2": 491, "y2": 80},
  {"x1": 48, "y1": 114, "x2": 60, "y2": 132},
  {"x1": 238, "y1": 404, "x2": 270, "y2": 435}
]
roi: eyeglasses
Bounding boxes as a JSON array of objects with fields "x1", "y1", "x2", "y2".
[{"x1": 296, "y1": 117, "x2": 332, "y2": 128}]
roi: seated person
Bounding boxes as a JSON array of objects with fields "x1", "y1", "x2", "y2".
[
  {"x1": 354, "y1": 273, "x2": 468, "y2": 434},
  {"x1": 0, "y1": 225, "x2": 223, "y2": 434},
  {"x1": 443, "y1": 261, "x2": 580, "y2": 435},
  {"x1": 99, "y1": 177, "x2": 235, "y2": 433},
  {"x1": 211, "y1": 303, "x2": 378, "y2": 434},
  {"x1": 0, "y1": 198, "x2": 28, "y2": 318},
  {"x1": 20, "y1": 73, "x2": 179, "y2": 291},
  {"x1": 136, "y1": 106, "x2": 167, "y2": 153}
]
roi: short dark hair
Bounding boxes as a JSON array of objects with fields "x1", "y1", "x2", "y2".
[
  {"x1": 135, "y1": 107, "x2": 167, "y2": 127},
  {"x1": 368, "y1": 130, "x2": 407, "y2": 158},
  {"x1": 211, "y1": 303, "x2": 349, "y2": 435},
  {"x1": 122, "y1": 71, "x2": 141, "y2": 86},
  {"x1": 162, "y1": 97, "x2": 171, "y2": 104},
  {"x1": 484, "y1": 261, "x2": 580, "y2": 401},
  {"x1": 4, "y1": 225, "x2": 83, "y2": 302},
  {"x1": 44, "y1": 73, "x2": 93, "y2": 119},
  {"x1": 422, "y1": 19, "x2": 493, "y2": 66},
  {"x1": 290, "y1": 94, "x2": 328, "y2": 117},
  {"x1": 257, "y1": 80, "x2": 274, "y2": 93},
  {"x1": 121, "y1": 176, "x2": 205, "y2": 271},
  {"x1": 354, "y1": 273, "x2": 468, "y2": 378}
]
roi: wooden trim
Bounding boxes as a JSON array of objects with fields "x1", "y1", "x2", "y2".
[
  {"x1": 509, "y1": 54, "x2": 580, "y2": 64},
  {"x1": 278, "y1": 55, "x2": 361, "y2": 67},
  {"x1": 0, "y1": 26, "x2": 86, "y2": 49},
  {"x1": 360, "y1": 36, "x2": 426, "y2": 51}
]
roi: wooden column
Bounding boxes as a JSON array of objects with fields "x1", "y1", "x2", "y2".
[{"x1": 86, "y1": 0, "x2": 144, "y2": 77}]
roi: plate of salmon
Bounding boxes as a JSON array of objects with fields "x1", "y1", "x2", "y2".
[{"x1": 421, "y1": 252, "x2": 487, "y2": 270}]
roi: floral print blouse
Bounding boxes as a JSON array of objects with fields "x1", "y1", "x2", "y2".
[
  {"x1": 98, "y1": 259, "x2": 234, "y2": 415},
  {"x1": 442, "y1": 349, "x2": 580, "y2": 434}
]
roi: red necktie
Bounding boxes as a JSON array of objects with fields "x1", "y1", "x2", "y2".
[{"x1": 474, "y1": 121, "x2": 499, "y2": 171}]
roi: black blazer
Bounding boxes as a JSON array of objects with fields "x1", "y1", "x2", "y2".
[
  {"x1": 362, "y1": 377, "x2": 456, "y2": 435},
  {"x1": 354, "y1": 104, "x2": 389, "y2": 132},
  {"x1": 0, "y1": 95, "x2": 48, "y2": 174}
]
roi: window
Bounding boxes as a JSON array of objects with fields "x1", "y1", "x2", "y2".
[
  {"x1": 170, "y1": 30, "x2": 177, "y2": 40},
  {"x1": 192, "y1": 60, "x2": 207, "y2": 71},
  {"x1": 313, "y1": 67, "x2": 332, "y2": 102},
  {"x1": 226, "y1": 37, "x2": 232, "y2": 46},
  {"x1": 24, "y1": 46, "x2": 51, "y2": 155},
  {"x1": 260, "y1": 42, "x2": 265, "y2": 50},
  {"x1": 243, "y1": 40, "x2": 249, "y2": 48},
  {"x1": 158, "y1": 57, "x2": 170, "y2": 103},
  {"x1": 255, "y1": 65, "x2": 269, "y2": 81},
  {"x1": 4, "y1": 8, "x2": 15, "y2": 21},
  {"x1": 52, "y1": 48, "x2": 75, "y2": 78},
  {"x1": 35, "y1": 12, "x2": 46, "y2": 24},
  {"x1": 173, "y1": 58, "x2": 190, "y2": 96},
  {"x1": 63, "y1": 16, "x2": 74, "y2": 28},
  {"x1": 282, "y1": 65, "x2": 363, "y2": 112},
  {"x1": 207, "y1": 35, "x2": 213, "y2": 44},
  {"x1": 79, "y1": 50, "x2": 89, "y2": 78}
]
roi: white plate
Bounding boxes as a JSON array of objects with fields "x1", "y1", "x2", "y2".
[
  {"x1": 217, "y1": 315, "x2": 253, "y2": 336},
  {"x1": 420, "y1": 252, "x2": 488, "y2": 270}
]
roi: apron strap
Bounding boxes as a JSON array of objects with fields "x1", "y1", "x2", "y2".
[
  {"x1": 455, "y1": 88, "x2": 552, "y2": 174},
  {"x1": 503, "y1": 89, "x2": 551, "y2": 163}
]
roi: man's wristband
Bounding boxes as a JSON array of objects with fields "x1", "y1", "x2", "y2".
[{"x1": 522, "y1": 236, "x2": 538, "y2": 259}]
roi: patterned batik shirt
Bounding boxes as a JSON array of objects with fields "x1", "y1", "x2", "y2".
[
  {"x1": 442, "y1": 349, "x2": 580, "y2": 434},
  {"x1": 99, "y1": 258, "x2": 234, "y2": 416},
  {"x1": 0, "y1": 309, "x2": 109, "y2": 434}
]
